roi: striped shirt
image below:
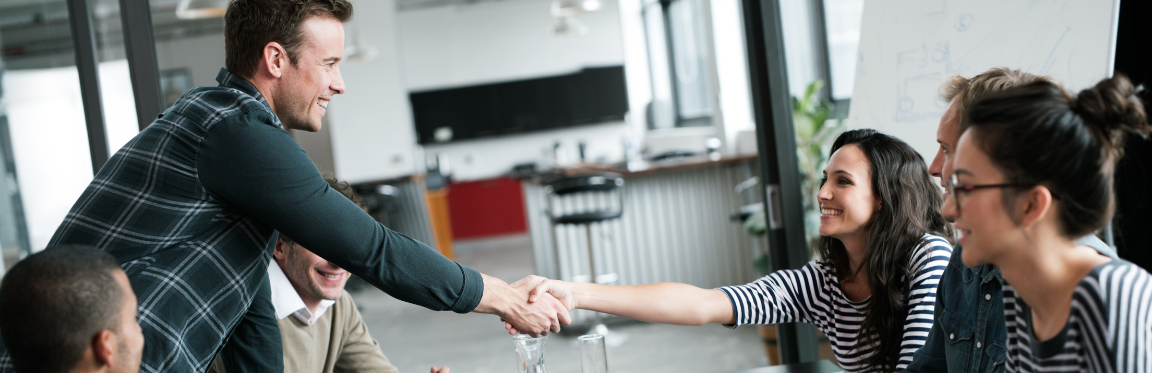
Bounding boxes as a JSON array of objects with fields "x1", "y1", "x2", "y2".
[
  {"x1": 720, "y1": 235, "x2": 952, "y2": 372},
  {"x1": 1003, "y1": 259, "x2": 1152, "y2": 372}
]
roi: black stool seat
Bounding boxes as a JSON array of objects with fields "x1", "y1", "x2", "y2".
[
  {"x1": 554, "y1": 210, "x2": 623, "y2": 225},
  {"x1": 547, "y1": 172, "x2": 624, "y2": 196}
]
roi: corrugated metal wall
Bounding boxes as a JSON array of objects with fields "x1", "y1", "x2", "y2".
[
  {"x1": 374, "y1": 180, "x2": 440, "y2": 251},
  {"x1": 524, "y1": 161, "x2": 766, "y2": 296}
]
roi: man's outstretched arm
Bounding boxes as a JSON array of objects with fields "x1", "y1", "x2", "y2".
[{"x1": 198, "y1": 114, "x2": 567, "y2": 336}]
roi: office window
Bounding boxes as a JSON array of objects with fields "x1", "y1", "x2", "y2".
[
  {"x1": 643, "y1": 0, "x2": 715, "y2": 129},
  {"x1": 822, "y1": 0, "x2": 864, "y2": 100},
  {"x1": 0, "y1": 0, "x2": 150, "y2": 260},
  {"x1": 1, "y1": 0, "x2": 90, "y2": 257}
]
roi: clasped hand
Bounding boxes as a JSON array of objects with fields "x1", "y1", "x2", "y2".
[
  {"x1": 502, "y1": 275, "x2": 576, "y2": 335},
  {"x1": 480, "y1": 274, "x2": 572, "y2": 337}
]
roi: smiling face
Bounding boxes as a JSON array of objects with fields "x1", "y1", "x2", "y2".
[
  {"x1": 276, "y1": 239, "x2": 350, "y2": 304},
  {"x1": 273, "y1": 15, "x2": 346, "y2": 132},
  {"x1": 929, "y1": 98, "x2": 962, "y2": 220},
  {"x1": 817, "y1": 144, "x2": 880, "y2": 242},
  {"x1": 945, "y1": 130, "x2": 1024, "y2": 267}
]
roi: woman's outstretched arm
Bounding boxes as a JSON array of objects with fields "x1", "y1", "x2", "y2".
[{"x1": 511, "y1": 276, "x2": 734, "y2": 328}]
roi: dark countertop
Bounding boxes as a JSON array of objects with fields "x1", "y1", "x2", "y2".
[
  {"x1": 723, "y1": 360, "x2": 843, "y2": 373},
  {"x1": 514, "y1": 154, "x2": 758, "y2": 184}
]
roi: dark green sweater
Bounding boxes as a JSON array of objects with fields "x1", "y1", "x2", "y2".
[{"x1": 0, "y1": 68, "x2": 484, "y2": 373}]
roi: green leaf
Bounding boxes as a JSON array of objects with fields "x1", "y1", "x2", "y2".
[{"x1": 744, "y1": 210, "x2": 767, "y2": 236}]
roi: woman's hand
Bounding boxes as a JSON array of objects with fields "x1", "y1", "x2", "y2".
[{"x1": 504, "y1": 276, "x2": 578, "y2": 334}]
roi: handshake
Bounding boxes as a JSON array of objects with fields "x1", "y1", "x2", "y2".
[{"x1": 477, "y1": 275, "x2": 577, "y2": 337}]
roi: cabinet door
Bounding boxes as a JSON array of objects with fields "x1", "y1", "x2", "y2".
[{"x1": 447, "y1": 177, "x2": 527, "y2": 240}]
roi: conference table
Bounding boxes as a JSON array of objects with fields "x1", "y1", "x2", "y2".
[{"x1": 724, "y1": 360, "x2": 844, "y2": 373}]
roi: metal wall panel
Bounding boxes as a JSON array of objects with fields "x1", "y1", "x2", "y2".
[
  {"x1": 376, "y1": 180, "x2": 439, "y2": 251},
  {"x1": 524, "y1": 161, "x2": 765, "y2": 319}
]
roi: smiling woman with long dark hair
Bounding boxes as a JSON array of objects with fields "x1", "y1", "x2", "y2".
[{"x1": 510, "y1": 129, "x2": 955, "y2": 372}]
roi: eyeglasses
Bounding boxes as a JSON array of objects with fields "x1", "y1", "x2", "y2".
[{"x1": 945, "y1": 174, "x2": 1032, "y2": 215}]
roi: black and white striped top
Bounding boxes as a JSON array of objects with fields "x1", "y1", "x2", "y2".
[
  {"x1": 719, "y1": 235, "x2": 952, "y2": 372},
  {"x1": 1003, "y1": 259, "x2": 1152, "y2": 373}
]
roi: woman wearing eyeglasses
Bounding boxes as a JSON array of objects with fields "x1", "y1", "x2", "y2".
[
  {"x1": 511, "y1": 129, "x2": 955, "y2": 373},
  {"x1": 946, "y1": 75, "x2": 1152, "y2": 372}
]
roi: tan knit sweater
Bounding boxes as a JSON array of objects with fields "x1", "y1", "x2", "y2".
[{"x1": 209, "y1": 290, "x2": 399, "y2": 373}]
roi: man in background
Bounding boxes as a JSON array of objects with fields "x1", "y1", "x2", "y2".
[
  {"x1": 903, "y1": 68, "x2": 1116, "y2": 372},
  {"x1": 210, "y1": 177, "x2": 448, "y2": 373},
  {"x1": 0, "y1": 245, "x2": 144, "y2": 373}
]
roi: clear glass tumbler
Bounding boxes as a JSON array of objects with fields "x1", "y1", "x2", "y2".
[
  {"x1": 513, "y1": 334, "x2": 548, "y2": 373},
  {"x1": 578, "y1": 334, "x2": 609, "y2": 373}
]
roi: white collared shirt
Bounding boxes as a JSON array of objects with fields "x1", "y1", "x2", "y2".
[{"x1": 268, "y1": 261, "x2": 337, "y2": 326}]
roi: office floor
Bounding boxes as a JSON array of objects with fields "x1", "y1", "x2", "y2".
[{"x1": 351, "y1": 233, "x2": 767, "y2": 373}]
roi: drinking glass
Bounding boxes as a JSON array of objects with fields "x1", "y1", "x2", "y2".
[
  {"x1": 579, "y1": 334, "x2": 609, "y2": 373},
  {"x1": 513, "y1": 334, "x2": 548, "y2": 373}
]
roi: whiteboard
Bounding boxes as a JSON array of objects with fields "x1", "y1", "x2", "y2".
[{"x1": 846, "y1": 0, "x2": 1120, "y2": 161}]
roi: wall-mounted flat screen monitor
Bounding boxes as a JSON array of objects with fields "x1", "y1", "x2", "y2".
[{"x1": 409, "y1": 65, "x2": 628, "y2": 144}]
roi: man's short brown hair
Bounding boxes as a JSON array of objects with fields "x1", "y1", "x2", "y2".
[
  {"x1": 225, "y1": 0, "x2": 354, "y2": 79},
  {"x1": 940, "y1": 67, "x2": 1050, "y2": 129}
]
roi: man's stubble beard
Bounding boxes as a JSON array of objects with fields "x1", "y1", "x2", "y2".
[
  {"x1": 286, "y1": 246, "x2": 339, "y2": 302},
  {"x1": 270, "y1": 78, "x2": 318, "y2": 133}
]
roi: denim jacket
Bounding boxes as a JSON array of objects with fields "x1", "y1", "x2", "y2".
[{"x1": 902, "y1": 235, "x2": 1115, "y2": 373}]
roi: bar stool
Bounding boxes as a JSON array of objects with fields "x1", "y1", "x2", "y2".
[{"x1": 545, "y1": 172, "x2": 628, "y2": 346}]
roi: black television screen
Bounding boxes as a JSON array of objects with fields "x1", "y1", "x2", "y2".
[{"x1": 410, "y1": 66, "x2": 628, "y2": 144}]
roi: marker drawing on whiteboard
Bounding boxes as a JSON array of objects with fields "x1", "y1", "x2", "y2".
[
  {"x1": 1040, "y1": 27, "x2": 1078, "y2": 86},
  {"x1": 954, "y1": 13, "x2": 973, "y2": 32},
  {"x1": 893, "y1": 42, "x2": 951, "y2": 123}
]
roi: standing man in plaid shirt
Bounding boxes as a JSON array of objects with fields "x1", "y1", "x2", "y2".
[{"x1": 0, "y1": 0, "x2": 570, "y2": 372}]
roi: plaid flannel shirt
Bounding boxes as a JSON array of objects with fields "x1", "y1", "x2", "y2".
[{"x1": 0, "y1": 68, "x2": 483, "y2": 373}]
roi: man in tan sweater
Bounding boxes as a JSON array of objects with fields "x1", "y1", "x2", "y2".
[{"x1": 211, "y1": 177, "x2": 448, "y2": 373}]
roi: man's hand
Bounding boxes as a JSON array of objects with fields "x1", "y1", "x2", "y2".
[
  {"x1": 473, "y1": 274, "x2": 571, "y2": 337},
  {"x1": 430, "y1": 366, "x2": 450, "y2": 373},
  {"x1": 505, "y1": 276, "x2": 579, "y2": 335}
]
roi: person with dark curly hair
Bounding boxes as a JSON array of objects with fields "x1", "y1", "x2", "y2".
[
  {"x1": 513, "y1": 129, "x2": 955, "y2": 372},
  {"x1": 208, "y1": 177, "x2": 448, "y2": 373}
]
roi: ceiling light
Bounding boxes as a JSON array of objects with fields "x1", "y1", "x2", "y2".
[
  {"x1": 176, "y1": 0, "x2": 228, "y2": 20},
  {"x1": 344, "y1": 26, "x2": 379, "y2": 63},
  {"x1": 551, "y1": 0, "x2": 601, "y2": 17}
]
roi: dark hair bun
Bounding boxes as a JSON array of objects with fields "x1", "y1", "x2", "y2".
[{"x1": 1074, "y1": 75, "x2": 1151, "y2": 147}]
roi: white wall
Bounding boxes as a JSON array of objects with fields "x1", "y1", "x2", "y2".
[
  {"x1": 710, "y1": 0, "x2": 754, "y2": 154},
  {"x1": 326, "y1": 0, "x2": 420, "y2": 183},
  {"x1": 397, "y1": 0, "x2": 626, "y2": 91},
  {"x1": 779, "y1": 0, "x2": 826, "y2": 99},
  {"x1": 393, "y1": 0, "x2": 636, "y2": 181},
  {"x1": 155, "y1": 34, "x2": 227, "y2": 89},
  {"x1": 615, "y1": 0, "x2": 654, "y2": 149}
]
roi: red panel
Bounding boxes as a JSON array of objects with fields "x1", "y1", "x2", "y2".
[{"x1": 446, "y1": 177, "x2": 528, "y2": 240}]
